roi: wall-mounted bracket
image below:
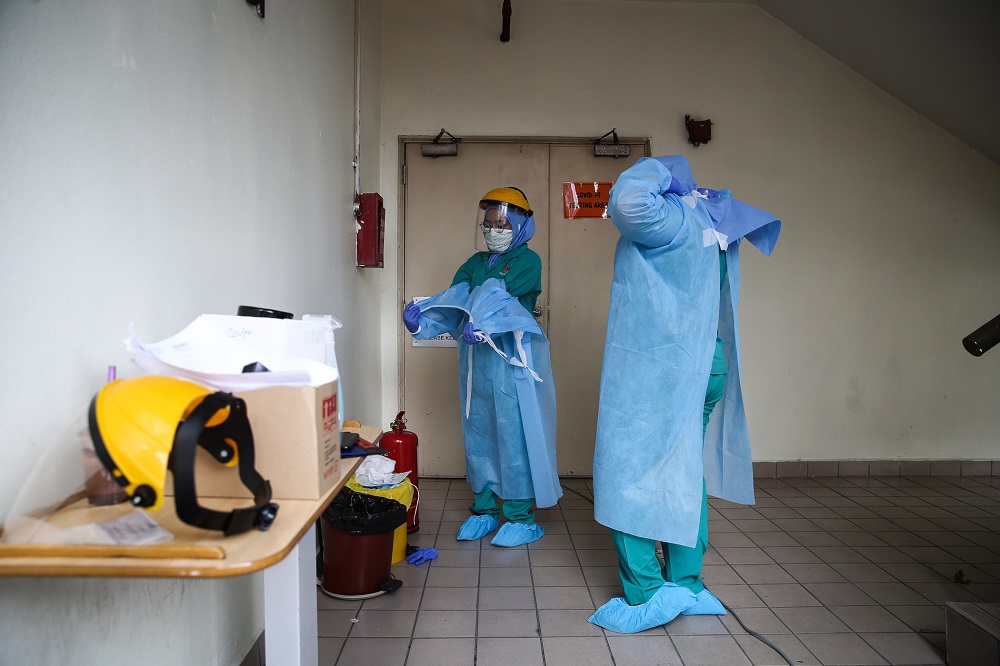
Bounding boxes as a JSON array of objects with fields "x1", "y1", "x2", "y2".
[{"x1": 686, "y1": 115, "x2": 713, "y2": 147}]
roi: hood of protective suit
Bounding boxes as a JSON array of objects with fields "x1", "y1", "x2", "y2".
[
  {"x1": 653, "y1": 155, "x2": 780, "y2": 256},
  {"x1": 486, "y1": 207, "x2": 535, "y2": 268}
]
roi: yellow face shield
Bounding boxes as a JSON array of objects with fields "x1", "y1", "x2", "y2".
[{"x1": 89, "y1": 375, "x2": 278, "y2": 535}]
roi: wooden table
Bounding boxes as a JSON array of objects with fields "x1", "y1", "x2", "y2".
[{"x1": 0, "y1": 456, "x2": 362, "y2": 665}]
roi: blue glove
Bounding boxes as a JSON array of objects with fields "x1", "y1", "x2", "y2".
[
  {"x1": 403, "y1": 301, "x2": 421, "y2": 333},
  {"x1": 405, "y1": 547, "x2": 438, "y2": 565},
  {"x1": 462, "y1": 321, "x2": 488, "y2": 345}
]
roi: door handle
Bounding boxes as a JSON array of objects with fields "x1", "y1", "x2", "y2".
[{"x1": 532, "y1": 306, "x2": 543, "y2": 318}]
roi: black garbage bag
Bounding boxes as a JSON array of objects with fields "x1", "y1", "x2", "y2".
[{"x1": 322, "y1": 486, "x2": 407, "y2": 535}]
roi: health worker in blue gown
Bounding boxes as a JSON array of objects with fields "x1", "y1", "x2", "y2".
[
  {"x1": 588, "y1": 156, "x2": 781, "y2": 634},
  {"x1": 402, "y1": 187, "x2": 560, "y2": 548}
]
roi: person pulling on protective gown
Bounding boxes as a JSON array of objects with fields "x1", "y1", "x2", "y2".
[
  {"x1": 588, "y1": 157, "x2": 781, "y2": 634},
  {"x1": 402, "y1": 187, "x2": 561, "y2": 548}
]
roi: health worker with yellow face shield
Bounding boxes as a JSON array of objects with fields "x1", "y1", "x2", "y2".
[{"x1": 402, "y1": 187, "x2": 560, "y2": 548}]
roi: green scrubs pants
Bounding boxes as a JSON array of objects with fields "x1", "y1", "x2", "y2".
[
  {"x1": 611, "y1": 371, "x2": 727, "y2": 605},
  {"x1": 470, "y1": 487, "x2": 536, "y2": 525}
]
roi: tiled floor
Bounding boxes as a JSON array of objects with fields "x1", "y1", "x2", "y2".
[{"x1": 316, "y1": 475, "x2": 1000, "y2": 665}]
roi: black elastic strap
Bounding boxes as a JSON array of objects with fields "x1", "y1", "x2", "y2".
[{"x1": 172, "y1": 392, "x2": 277, "y2": 535}]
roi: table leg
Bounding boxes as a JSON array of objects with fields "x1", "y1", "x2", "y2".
[{"x1": 264, "y1": 526, "x2": 318, "y2": 665}]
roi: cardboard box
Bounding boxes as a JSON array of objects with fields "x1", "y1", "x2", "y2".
[{"x1": 172, "y1": 379, "x2": 341, "y2": 501}]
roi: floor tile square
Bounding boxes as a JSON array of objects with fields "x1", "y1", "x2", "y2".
[
  {"x1": 862, "y1": 582, "x2": 936, "y2": 606},
  {"x1": 318, "y1": 636, "x2": 344, "y2": 664},
  {"x1": 575, "y1": 549, "x2": 618, "y2": 567},
  {"x1": 405, "y1": 638, "x2": 475, "y2": 665},
  {"x1": 762, "y1": 546, "x2": 822, "y2": 564},
  {"x1": 801, "y1": 582, "x2": 877, "y2": 606},
  {"x1": 474, "y1": 637, "x2": 544, "y2": 666},
  {"x1": 425, "y1": 566, "x2": 480, "y2": 587},
  {"x1": 349, "y1": 609, "x2": 417, "y2": 637},
  {"x1": 711, "y1": 583, "x2": 766, "y2": 608},
  {"x1": 527, "y1": 549, "x2": 579, "y2": 566},
  {"x1": 540, "y1": 636, "x2": 614, "y2": 666},
  {"x1": 733, "y1": 563, "x2": 796, "y2": 584},
  {"x1": 432, "y1": 548, "x2": 481, "y2": 568},
  {"x1": 478, "y1": 609, "x2": 540, "y2": 637},
  {"x1": 672, "y1": 635, "x2": 753, "y2": 666},
  {"x1": 885, "y1": 605, "x2": 946, "y2": 632},
  {"x1": 717, "y1": 547, "x2": 775, "y2": 565},
  {"x1": 337, "y1": 637, "x2": 409, "y2": 666},
  {"x1": 719, "y1": 606, "x2": 790, "y2": 635},
  {"x1": 317, "y1": 609, "x2": 359, "y2": 637},
  {"x1": 413, "y1": 609, "x2": 476, "y2": 638},
  {"x1": 479, "y1": 566, "x2": 532, "y2": 587},
  {"x1": 773, "y1": 606, "x2": 851, "y2": 633},
  {"x1": 535, "y1": 586, "x2": 595, "y2": 610},
  {"x1": 734, "y1": 633, "x2": 821, "y2": 665},
  {"x1": 606, "y1": 635, "x2": 684, "y2": 665},
  {"x1": 781, "y1": 562, "x2": 848, "y2": 584},
  {"x1": 797, "y1": 632, "x2": 888, "y2": 665},
  {"x1": 538, "y1": 609, "x2": 605, "y2": 637},
  {"x1": 531, "y1": 565, "x2": 586, "y2": 586},
  {"x1": 470, "y1": 585, "x2": 533, "y2": 612},
  {"x1": 419, "y1": 586, "x2": 478, "y2": 610},
  {"x1": 362, "y1": 585, "x2": 423, "y2": 610},
  {"x1": 582, "y1": 565, "x2": 620, "y2": 587},
  {"x1": 860, "y1": 632, "x2": 946, "y2": 665},
  {"x1": 828, "y1": 605, "x2": 911, "y2": 632},
  {"x1": 751, "y1": 583, "x2": 822, "y2": 607}
]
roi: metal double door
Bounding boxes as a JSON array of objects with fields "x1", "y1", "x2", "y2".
[{"x1": 402, "y1": 140, "x2": 646, "y2": 478}]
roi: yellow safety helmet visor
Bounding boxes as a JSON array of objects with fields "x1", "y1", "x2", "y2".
[
  {"x1": 88, "y1": 375, "x2": 277, "y2": 534},
  {"x1": 89, "y1": 376, "x2": 213, "y2": 510},
  {"x1": 479, "y1": 187, "x2": 532, "y2": 216}
]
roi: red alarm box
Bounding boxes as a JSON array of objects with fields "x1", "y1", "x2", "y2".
[{"x1": 356, "y1": 192, "x2": 384, "y2": 268}]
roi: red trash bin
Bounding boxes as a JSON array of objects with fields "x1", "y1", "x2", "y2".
[{"x1": 319, "y1": 487, "x2": 407, "y2": 597}]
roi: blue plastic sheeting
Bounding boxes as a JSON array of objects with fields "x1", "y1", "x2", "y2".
[
  {"x1": 588, "y1": 583, "x2": 697, "y2": 634},
  {"x1": 455, "y1": 514, "x2": 499, "y2": 541},
  {"x1": 490, "y1": 521, "x2": 544, "y2": 547},
  {"x1": 682, "y1": 589, "x2": 727, "y2": 615},
  {"x1": 593, "y1": 156, "x2": 780, "y2": 547},
  {"x1": 408, "y1": 279, "x2": 561, "y2": 509}
]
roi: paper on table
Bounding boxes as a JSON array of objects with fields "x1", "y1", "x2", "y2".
[
  {"x1": 126, "y1": 322, "x2": 337, "y2": 391},
  {"x1": 1, "y1": 510, "x2": 173, "y2": 545}
]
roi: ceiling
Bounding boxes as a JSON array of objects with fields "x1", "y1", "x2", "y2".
[
  {"x1": 754, "y1": 0, "x2": 1000, "y2": 165},
  {"x1": 609, "y1": 0, "x2": 1000, "y2": 165}
]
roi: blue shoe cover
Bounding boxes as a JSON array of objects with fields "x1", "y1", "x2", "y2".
[
  {"x1": 456, "y1": 514, "x2": 499, "y2": 541},
  {"x1": 587, "y1": 583, "x2": 696, "y2": 634},
  {"x1": 681, "y1": 589, "x2": 726, "y2": 616},
  {"x1": 490, "y1": 522, "x2": 544, "y2": 547}
]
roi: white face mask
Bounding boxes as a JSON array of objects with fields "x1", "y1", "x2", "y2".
[{"x1": 484, "y1": 228, "x2": 513, "y2": 253}]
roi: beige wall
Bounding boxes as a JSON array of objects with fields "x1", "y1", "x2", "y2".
[
  {"x1": 378, "y1": 0, "x2": 1000, "y2": 463},
  {"x1": 0, "y1": 0, "x2": 382, "y2": 663}
]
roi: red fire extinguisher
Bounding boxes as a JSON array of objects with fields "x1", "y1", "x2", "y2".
[{"x1": 380, "y1": 410, "x2": 419, "y2": 533}]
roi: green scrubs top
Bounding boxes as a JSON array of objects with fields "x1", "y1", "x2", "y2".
[
  {"x1": 711, "y1": 249, "x2": 729, "y2": 376},
  {"x1": 451, "y1": 245, "x2": 542, "y2": 314}
]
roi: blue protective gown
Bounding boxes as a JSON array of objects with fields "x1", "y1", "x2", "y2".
[
  {"x1": 409, "y1": 279, "x2": 561, "y2": 508},
  {"x1": 593, "y1": 156, "x2": 780, "y2": 547}
]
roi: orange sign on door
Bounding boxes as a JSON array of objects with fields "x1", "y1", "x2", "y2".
[{"x1": 563, "y1": 182, "x2": 613, "y2": 219}]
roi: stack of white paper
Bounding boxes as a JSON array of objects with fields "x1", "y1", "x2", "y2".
[{"x1": 126, "y1": 316, "x2": 338, "y2": 391}]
